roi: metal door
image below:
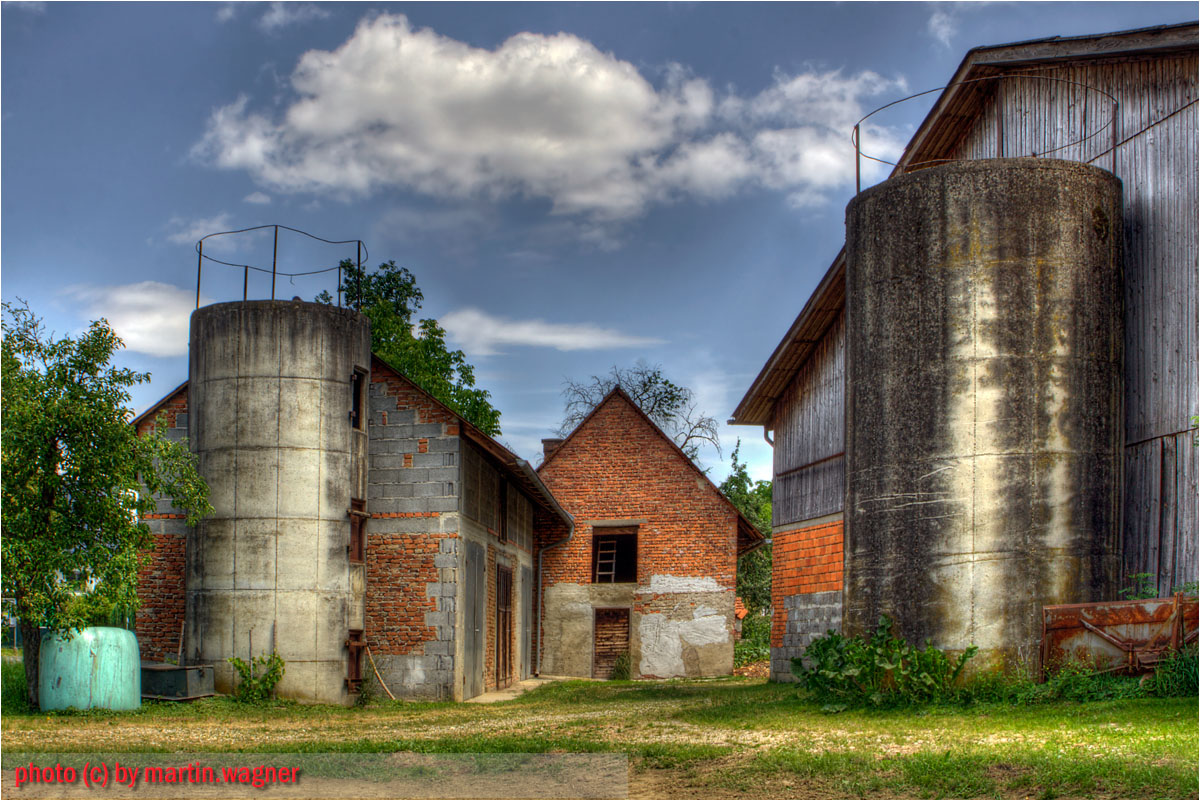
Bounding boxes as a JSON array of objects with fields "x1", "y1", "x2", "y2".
[
  {"x1": 464, "y1": 540, "x2": 485, "y2": 700},
  {"x1": 520, "y1": 565, "x2": 533, "y2": 679},
  {"x1": 496, "y1": 565, "x2": 513, "y2": 689}
]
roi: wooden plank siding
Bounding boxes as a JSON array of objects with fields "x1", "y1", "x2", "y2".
[
  {"x1": 772, "y1": 311, "x2": 845, "y2": 527},
  {"x1": 930, "y1": 53, "x2": 1198, "y2": 593}
]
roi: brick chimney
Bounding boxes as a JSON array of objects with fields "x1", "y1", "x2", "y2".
[{"x1": 542, "y1": 438, "x2": 565, "y2": 462}]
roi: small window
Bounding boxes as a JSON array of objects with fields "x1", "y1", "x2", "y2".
[
  {"x1": 348, "y1": 498, "x2": 366, "y2": 563},
  {"x1": 349, "y1": 369, "x2": 367, "y2": 430},
  {"x1": 345, "y1": 629, "x2": 366, "y2": 693},
  {"x1": 592, "y1": 527, "x2": 637, "y2": 583}
]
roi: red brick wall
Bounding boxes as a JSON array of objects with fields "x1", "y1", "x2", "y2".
[
  {"x1": 135, "y1": 386, "x2": 187, "y2": 436},
  {"x1": 365, "y1": 521, "x2": 449, "y2": 655},
  {"x1": 538, "y1": 391, "x2": 738, "y2": 589},
  {"x1": 135, "y1": 523, "x2": 186, "y2": 662},
  {"x1": 371, "y1": 357, "x2": 459, "y2": 427},
  {"x1": 771, "y1": 520, "x2": 843, "y2": 647},
  {"x1": 134, "y1": 385, "x2": 190, "y2": 663}
]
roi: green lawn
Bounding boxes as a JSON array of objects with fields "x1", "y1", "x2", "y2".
[{"x1": 2, "y1": 668, "x2": 1196, "y2": 799}]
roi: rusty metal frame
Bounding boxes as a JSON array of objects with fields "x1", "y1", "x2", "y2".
[{"x1": 1041, "y1": 592, "x2": 1198, "y2": 679}]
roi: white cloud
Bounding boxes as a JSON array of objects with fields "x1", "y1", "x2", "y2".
[
  {"x1": 165, "y1": 213, "x2": 233, "y2": 245},
  {"x1": 5, "y1": 2, "x2": 46, "y2": 13},
  {"x1": 215, "y1": 3, "x2": 237, "y2": 23},
  {"x1": 63, "y1": 282, "x2": 203, "y2": 357},
  {"x1": 927, "y1": 9, "x2": 957, "y2": 48},
  {"x1": 243, "y1": 191, "x2": 272, "y2": 205},
  {"x1": 441, "y1": 308, "x2": 665, "y2": 356},
  {"x1": 193, "y1": 13, "x2": 907, "y2": 222},
  {"x1": 258, "y1": 2, "x2": 330, "y2": 33}
]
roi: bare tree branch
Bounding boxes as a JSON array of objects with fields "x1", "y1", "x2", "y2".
[{"x1": 557, "y1": 361, "x2": 722, "y2": 462}]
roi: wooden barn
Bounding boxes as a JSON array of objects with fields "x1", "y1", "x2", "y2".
[{"x1": 730, "y1": 23, "x2": 1198, "y2": 680}]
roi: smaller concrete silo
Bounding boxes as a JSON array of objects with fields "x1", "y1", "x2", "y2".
[
  {"x1": 844, "y1": 159, "x2": 1123, "y2": 670},
  {"x1": 186, "y1": 299, "x2": 371, "y2": 703}
]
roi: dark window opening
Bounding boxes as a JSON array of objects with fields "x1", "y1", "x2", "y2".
[
  {"x1": 345, "y1": 629, "x2": 366, "y2": 693},
  {"x1": 592, "y1": 527, "x2": 637, "y2": 583},
  {"x1": 348, "y1": 498, "x2": 366, "y2": 563},
  {"x1": 350, "y1": 369, "x2": 366, "y2": 430}
]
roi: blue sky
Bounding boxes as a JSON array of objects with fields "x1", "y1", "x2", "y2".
[{"x1": 3, "y1": 1, "x2": 1194, "y2": 482}]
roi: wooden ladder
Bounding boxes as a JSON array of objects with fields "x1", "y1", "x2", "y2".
[{"x1": 595, "y1": 537, "x2": 617, "y2": 582}]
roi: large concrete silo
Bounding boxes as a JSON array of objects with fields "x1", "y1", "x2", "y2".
[
  {"x1": 186, "y1": 300, "x2": 370, "y2": 703},
  {"x1": 844, "y1": 159, "x2": 1123, "y2": 670}
]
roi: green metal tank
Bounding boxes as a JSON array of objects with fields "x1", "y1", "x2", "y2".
[{"x1": 39, "y1": 627, "x2": 141, "y2": 711}]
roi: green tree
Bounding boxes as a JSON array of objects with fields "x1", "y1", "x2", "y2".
[
  {"x1": 1, "y1": 302, "x2": 212, "y2": 709},
  {"x1": 719, "y1": 440, "x2": 773, "y2": 614},
  {"x1": 317, "y1": 260, "x2": 501, "y2": 436},
  {"x1": 558, "y1": 361, "x2": 720, "y2": 462}
]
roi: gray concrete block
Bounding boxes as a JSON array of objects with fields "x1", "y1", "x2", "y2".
[
  {"x1": 425, "y1": 641, "x2": 451, "y2": 656},
  {"x1": 411, "y1": 452, "x2": 447, "y2": 468},
  {"x1": 412, "y1": 482, "x2": 448, "y2": 498},
  {"x1": 174, "y1": 413, "x2": 188, "y2": 428},
  {"x1": 439, "y1": 539, "x2": 457, "y2": 554},
  {"x1": 411, "y1": 423, "x2": 446, "y2": 438},
  {"x1": 368, "y1": 454, "x2": 407, "y2": 469},
  {"x1": 426, "y1": 497, "x2": 459, "y2": 513},
  {"x1": 434, "y1": 553, "x2": 457, "y2": 568},
  {"x1": 426, "y1": 437, "x2": 459, "y2": 453},
  {"x1": 425, "y1": 467, "x2": 458, "y2": 483}
]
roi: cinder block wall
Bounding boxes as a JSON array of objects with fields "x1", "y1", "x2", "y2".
[
  {"x1": 134, "y1": 386, "x2": 190, "y2": 663},
  {"x1": 366, "y1": 359, "x2": 461, "y2": 700},
  {"x1": 770, "y1": 519, "x2": 843, "y2": 682},
  {"x1": 538, "y1": 392, "x2": 738, "y2": 679}
]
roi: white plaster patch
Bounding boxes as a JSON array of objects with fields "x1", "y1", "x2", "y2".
[
  {"x1": 679, "y1": 613, "x2": 729, "y2": 647},
  {"x1": 638, "y1": 611, "x2": 730, "y2": 677},
  {"x1": 638, "y1": 613, "x2": 684, "y2": 677},
  {"x1": 648, "y1": 575, "x2": 728, "y2": 594}
]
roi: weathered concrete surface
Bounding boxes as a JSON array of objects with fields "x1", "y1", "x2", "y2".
[
  {"x1": 770, "y1": 589, "x2": 842, "y2": 682},
  {"x1": 540, "y1": 583, "x2": 635, "y2": 678},
  {"x1": 186, "y1": 300, "x2": 371, "y2": 704},
  {"x1": 540, "y1": 580, "x2": 733, "y2": 679},
  {"x1": 844, "y1": 159, "x2": 1123, "y2": 670}
]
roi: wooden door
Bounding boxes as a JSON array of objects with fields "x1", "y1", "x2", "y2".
[
  {"x1": 496, "y1": 565, "x2": 513, "y2": 689},
  {"x1": 593, "y1": 609, "x2": 630, "y2": 679},
  {"x1": 520, "y1": 565, "x2": 533, "y2": 679},
  {"x1": 464, "y1": 541, "x2": 485, "y2": 700}
]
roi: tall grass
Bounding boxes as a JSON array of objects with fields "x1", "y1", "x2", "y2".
[{"x1": 2, "y1": 655, "x2": 30, "y2": 715}]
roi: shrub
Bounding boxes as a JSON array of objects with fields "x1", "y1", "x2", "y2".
[
  {"x1": 610, "y1": 652, "x2": 631, "y2": 681},
  {"x1": 1145, "y1": 645, "x2": 1198, "y2": 697},
  {"x1": 1119, "y1": 573, "x2": 1159, "y2": 600},
  {"x1": 792, "y1": 616, "x2": 976, "y2": 709},
  {"x1": 227, "y1": 651, "x2": 285, "y2": 704},
  {"x1": 735, "y1": 612, "x2": 770, "y2": 667}
]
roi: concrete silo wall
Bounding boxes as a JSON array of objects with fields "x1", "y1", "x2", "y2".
[
  {"x1": 186, "y1": 300, "x2": 371, "y2": 703},
  {"x1": 844, "y1": 159, "x2": 1123, "y2": 670}
]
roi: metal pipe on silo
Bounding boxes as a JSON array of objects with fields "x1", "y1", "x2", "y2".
[{"x1": 843, "y1": 158, "x2": 1124, "y2": 671}]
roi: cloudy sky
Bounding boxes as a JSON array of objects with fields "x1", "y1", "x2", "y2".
[{"x1": 3, "y1": 1, "x2": 1193, "y2": 481}]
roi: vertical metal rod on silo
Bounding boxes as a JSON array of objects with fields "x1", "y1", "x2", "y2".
[
  {"x1": 1110, "y1": 100, "x2": 1118, "y2": 174},
  {"x1": 995, "y1": 79, "x2": 1004, "y2": 158},
  {"x1": 196, "y1": 241, "x2": 203, "y2": 309},
  {"x1": 271, "y1": 225, "x2": 278, "y2": 301},
  {"x1": 243, "y1": 266, "x2": 249, "y2": 302},
  {"x1": 854, "y1": 124, "x2": 861, "y2": 193}
]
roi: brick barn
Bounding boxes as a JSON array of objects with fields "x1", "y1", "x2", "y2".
[
  {"x1": 134, "y1": 311, "x2": 572, "y2": 703},
  {"x1": 536, "y1": 388, "x2": 765, "y2": 679}
]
